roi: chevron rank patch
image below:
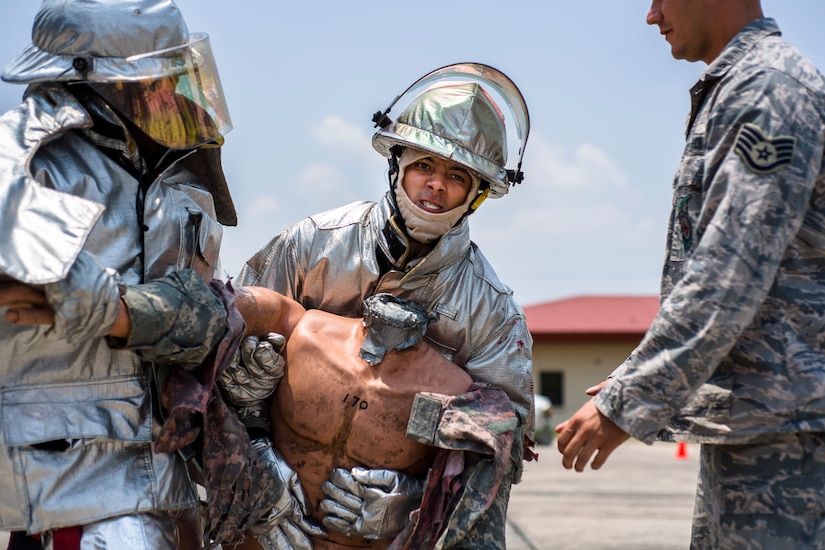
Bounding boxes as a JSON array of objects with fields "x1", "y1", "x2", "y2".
[{"x1": 734, "y1": 123, "x2": 796, "y2": 174}]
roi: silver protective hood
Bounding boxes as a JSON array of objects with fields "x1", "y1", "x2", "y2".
[
  {"x1": 4, "y1": 0, "x2": 190, "y2": 83},
  {"x1": 2, "y1": 0, "x2": 232, "y2": 150},
  {"x1": 372, "y1": 63, "x2": 530, "y2": 198}
]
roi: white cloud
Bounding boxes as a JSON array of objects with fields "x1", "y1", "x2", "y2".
[
  {"x1": 298, "y1": 162, "x2": 347, "y2": 192},
  {"x1": 243, "y1": 195, "x2": 280, "y2": 220},
  {"x1": 310, "y1": 114, "x2": 375, "y2": 160},
  {"x1": 229, "y1": 123, "x2": 664, "y2": 304},
  {"x1": 474, "y1": 132, "x2": 643, "y2": 242},
  {"x1": 467, "y1": 132, "x2": 666, "y2": 303},
  {"x1": 525, "y1": 133, "x2": 629, "y2": 193}
]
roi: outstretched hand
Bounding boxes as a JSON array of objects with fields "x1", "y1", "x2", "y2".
[{"x1": 555, "y1": 399, "x2": 630, "y2": 472}]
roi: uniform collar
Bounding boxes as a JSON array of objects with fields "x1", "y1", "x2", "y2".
[
  {"x1": 0, "y1": 83, "x2": 103, "y2": 283},
  {"x1": 701, "y1": 18, "x2": 781, "y2": 83}
]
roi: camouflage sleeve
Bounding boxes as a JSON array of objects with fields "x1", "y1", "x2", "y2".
[
  {"x1": 596, "y1": 67, "x2": 825, "y2": 443},
  {"x1": 113, "y1": 269, "x2": 228, "y2": 370},
  {"x1": 400, "y1": 384, "x2": 518, "y2": 549},
  {"x1": 463, "y1": 301, "x2": 535, "y2": 452}
]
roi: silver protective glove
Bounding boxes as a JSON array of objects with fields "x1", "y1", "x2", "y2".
[
  {"x1": 251, "y1": 437, "x2": 327, "y2": 550},
  {"x1": 219, "y1": 332, "x2": 286, "y2": 428},
  {"x1": 43, "y1": 250, "x2": 122, "y2": 344},
  {"x1": 320, "y1": 467, "x2": 424, "y2": 540}
]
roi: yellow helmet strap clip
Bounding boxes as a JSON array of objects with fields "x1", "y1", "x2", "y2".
[{"x1": 469, "y1": 187, "x2": 491, "y2": 212}]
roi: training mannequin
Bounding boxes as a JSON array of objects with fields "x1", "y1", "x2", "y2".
[{"x1": 235, "y1": 287, "x2": 473, "y2": 549}]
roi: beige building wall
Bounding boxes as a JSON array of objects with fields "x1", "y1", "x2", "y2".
[{"x1": 532, "y1": 339, "x2": 641, "y2": 427}]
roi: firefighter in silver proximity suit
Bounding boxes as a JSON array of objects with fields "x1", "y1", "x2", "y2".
[
  {"x1": 236, "y1": 63, "x2": 536, "y2": 548},
  {"x1": 0, "y1": 0, "x2": 235, "y2": 547}
]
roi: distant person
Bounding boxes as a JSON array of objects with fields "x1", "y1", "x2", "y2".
[
  {"x1": 556, "y1": 0, "x2": 825, "y2": 548},
  {"x1": 534, "y1": 395, "x2": 554, "y2": 445},
  {"x1": 237, "y1": 63, "x2": 536, "y2": 547}
]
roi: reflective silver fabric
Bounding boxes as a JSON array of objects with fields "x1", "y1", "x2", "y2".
[
  {"x1": 0, "y1": 84, "x2": 223, "y2": 533},
  {"x1": 373, "y1": 82, "x2": 507, "y2": 193},
  {"x1": 4, "y1": 0, "x2": 189, "y2": 83},
  {"x1": 359, "y1": 293, "x2": 435, "y2": 366},
  {"x1": 3, "y1": 0, "x2": 233, "y2": 151},
  {"x1": 372, "y1": 63, "x2": 530, "y2": 198},
  {"x1": 238, "y1": 195, "x2": 535, "y2": 439},
  {"x1": 0, "y1": 85, "x2": 102, "y2": 283}
]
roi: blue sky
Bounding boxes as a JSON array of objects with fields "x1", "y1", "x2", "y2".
[{"x1": 2, "y1": 1, "x2": 824, "y2": 306}]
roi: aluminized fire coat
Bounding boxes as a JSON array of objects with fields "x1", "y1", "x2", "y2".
[
  {"x1": 238, "y1": 194, "x2": 535, "y2": 446},
  {"x1": 0, "y1": 83, "x2": 225, "y2": 533}
]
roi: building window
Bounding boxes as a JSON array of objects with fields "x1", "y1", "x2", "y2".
[{"x1": 540, "y1": 371, "x2": 564, "y2": 406}]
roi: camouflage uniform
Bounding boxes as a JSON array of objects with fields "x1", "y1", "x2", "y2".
[
  {"x1": 120, "y1": 272, "x2": 280, "y2": 548},
  {"x1": 391, "y1": 383, "x2": 518, "y2": 550},
  {"x1": 594, "y1": 18, "x2": 825, "y2": 548}
]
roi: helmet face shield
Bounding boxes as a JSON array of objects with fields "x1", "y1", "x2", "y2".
[
  {"x1": 373, "y1": 63, "x2": 530, "y2": 198},
  {"x1": 90, "y1": 34, "x2": 232, "y2": 149}
]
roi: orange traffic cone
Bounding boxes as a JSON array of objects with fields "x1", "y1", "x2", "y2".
[{"x1": 675, "y1": 441, "x2": 688, "y2": 460}]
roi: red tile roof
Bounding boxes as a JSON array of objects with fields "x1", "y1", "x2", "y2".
[{"x1": 523, "y1": 295, "x2": 659, "y2": 341}]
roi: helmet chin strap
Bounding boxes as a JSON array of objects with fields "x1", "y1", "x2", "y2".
[{"x1": 387, "y1": 148, "x2": 404, "y2": 219}]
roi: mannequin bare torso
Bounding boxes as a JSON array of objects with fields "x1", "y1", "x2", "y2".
[
  {"x1": 274, "y1": 310, "x2": 472, "y2": 549},
  {"x1": 236, "y1": 288, "x2": 472, "y2": 549}
]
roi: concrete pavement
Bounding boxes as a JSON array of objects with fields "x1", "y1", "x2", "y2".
[{"x1": 506, "y1": 439, "x2": 699, "y2": 549}]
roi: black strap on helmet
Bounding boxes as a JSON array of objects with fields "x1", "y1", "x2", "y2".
[
  {"x1": 372, "y1": 110, "x2": 393, "y2": 129},
  {"x1": 507, "y1": 168, "x2": 525, "y2": 185}
]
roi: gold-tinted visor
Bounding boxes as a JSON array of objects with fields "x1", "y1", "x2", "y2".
[{"x1": 90, "y1": 34, "x2": 231, "y2": 149}]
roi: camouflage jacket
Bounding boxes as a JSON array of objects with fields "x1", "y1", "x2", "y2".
[
  {"x1": 390, "y1": 383, "x2": 518, "y2": 550},
  {"x1": 597, "y1": 19, "x2": 825, "y2": 444}
]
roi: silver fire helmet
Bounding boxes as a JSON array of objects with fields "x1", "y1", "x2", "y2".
[
  {"x1": 372, "y1": 62, "x2": 530, "y2": 199},
  {"x1": 2, "y1": 0, "x2": 232, "y2": 150}
]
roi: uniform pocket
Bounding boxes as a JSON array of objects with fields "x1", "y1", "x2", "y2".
[
  {"x1": 186, "y1": 207, "x2": 222, "y2": 275},
  {"x1": 424, "y1": 336, "x2": 458, "y2": 363},
  {"x1": 669, "y1": 135, "x2": 705, "y2": 261},
  {"x1": 144, "y1": 178, "x2": 223, "y2": 281}
]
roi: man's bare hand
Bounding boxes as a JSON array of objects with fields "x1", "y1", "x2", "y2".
[
  {"x1": 555, "y1": 400, "x2": 630, "y2": 472},
  {"x1": 0, "y1": 283, "x2": 54, "y2": 326}
]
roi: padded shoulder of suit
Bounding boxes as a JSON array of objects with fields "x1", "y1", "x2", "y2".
[{"x1": 466, "y1": 241, "x2": 515, "y2": 298}]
